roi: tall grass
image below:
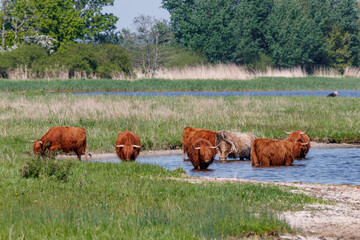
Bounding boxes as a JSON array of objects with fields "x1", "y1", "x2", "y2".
[
  {"x1": 1, "y1": 94, "x2": 359, "y2": 156},
  {"x1": 1, "y1": 76, "x2": 360, "y2": 92}
]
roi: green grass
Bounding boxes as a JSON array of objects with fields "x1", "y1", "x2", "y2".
[
  {"x1": 0, "y1": 155, "x2": 321, "y2": 239},
  {"x1": 0, "y1": 94, "x2": 359, "y2": 156},
  {"x1": 1, "y1": 77, "x2": 360, "y2": 92}
]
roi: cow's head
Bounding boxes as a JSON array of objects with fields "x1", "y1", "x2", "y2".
[
  {"x1": 30, "y1": 140, "x2": 44, "y2": 155},
  {"x1": 283, "y1": 129, "x2": 310, "y2": 157},
  {"x1": 192, "y1": 144, "x2": 217, "y2": 164},
  {"x1": 293, "y1": 141, "x2": 309, "y2": 158},
  {"x1": 216, "y1": 130, "x2": 236, "y2": 161},
  {"x1": 115, "y1": 144, "x2": 141, "y2": 161}
]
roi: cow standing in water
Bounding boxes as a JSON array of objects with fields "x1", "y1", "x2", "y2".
[
  {"x1": 114, "y1": 130, "x2": 141, "y2": 161},
  {"x1": 283, "y1": 129, "x2": 311, "y2": 158},
  {"x1": 251, "y1": 138, "x2": 309, "y2": 167},
  {"x1": 32, "y1": 126, "x2": 89, "y2": 160},
  {"x1": 215, "y1": 130, "x2": 256, "y2": 161},
  {"x1": 187, "y1": 138, "x2": 217, "y2": 170},
  {"x1": 182, "y1": 127, "x2": 217, "y2": 161}
]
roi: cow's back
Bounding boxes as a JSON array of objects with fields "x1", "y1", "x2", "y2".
[
  {"x1": 251, "y1": 138, "x2": 294, "y2": 167},
  {"x1": 41, "y1": 126, "x2": 86, "y2": 151},
  {"x1": 116, "y1": 130, "x2": 141, "y2": 145}
]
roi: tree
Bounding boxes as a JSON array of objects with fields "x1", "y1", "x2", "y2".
[
  {"x1": 162, "y1": 0, "x2": 273, "y2": 65},
  {"x1": 0, "y1": 0, "x2": 10, "y2": 49}
]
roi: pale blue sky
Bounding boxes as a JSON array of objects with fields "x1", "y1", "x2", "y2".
[{"x1": 103, "y1": 0, "x2": 171, "y2": 30}]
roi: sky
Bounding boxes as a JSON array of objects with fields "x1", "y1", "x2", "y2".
[{"x1": 103, "y1": 0, "x2": 171, "y2": 30}]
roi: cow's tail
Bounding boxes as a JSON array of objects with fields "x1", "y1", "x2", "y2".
[
  {"x1": 250, "y1": 141, "x2": 259, "y2": 167},
  {"x1": 182, "y1": 144, "x2": 187, "y2": 161}
]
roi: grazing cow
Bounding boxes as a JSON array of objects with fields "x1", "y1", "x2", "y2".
[
  {"x1": 182, "y1": 127, "x2": 217, "y2": 161},
  {"x1": 251, "y1": 138, "x2": 308, "y2": 167},
  {"x1": 187, "y1": 138, "x2": 217, "y2": 169},
  {"x1": 215, "y1": 130, "x2": 256, "y2": 161},
  {"x1": 114, "y1": 130, "x2": 141, "y2": 161},
  {"x1": 327, "y1": 91, "x2": 338, "y2": 97},
  {"x1": 282, "y1": 129, "x2": 311, "y2": 158},
  {"x1": 32, "y1": 126, "x2": 88, "y2": 160}
]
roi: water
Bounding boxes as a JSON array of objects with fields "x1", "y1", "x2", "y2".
[
  {"x1": 72, "y1": 90, "x2": 360, "y2": 97},
  {"x1": 95, "y1": 148, "x2": 360, "y2": 185}
]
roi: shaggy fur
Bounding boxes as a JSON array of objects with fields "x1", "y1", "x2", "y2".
[
  {"x1": 215, "y1": 130, "x2": 256, "y2": 161},
  {"x1": 33, "y1": 126, "x2": 88, "y2": 160},
  {"x1": 115, "y1": 130, "x2": 141, "y2": 161},
  {"x1": 251, "y1": 138, "x2": 305, "y2": 167},
  {"x1": 187, "y1": 138, "x2": 216, "y2": 170},
  {"x1": 182, "y1": 127, "x2": 216, "y2": 161},
  {"x1": 284, "y1": 130, "x2": 311, "y2": 158}
]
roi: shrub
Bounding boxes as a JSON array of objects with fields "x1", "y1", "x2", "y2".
[
  {"x1": 21, "y1": 158, "x2": 74, "y2": 182},
  {"x1": 0, "y1": 45, "x2": 49, "y2": 78}
]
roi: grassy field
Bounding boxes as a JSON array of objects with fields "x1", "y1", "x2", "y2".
[
  {"x1": 1, "y1": 94, "x2": 359, "y2": 156},
  {"x1": 0, "y1": 93, "x2": 351, "y2": 238},
  {"x1": 1, "y1": 76, "x2": 360, "y2": 92}
]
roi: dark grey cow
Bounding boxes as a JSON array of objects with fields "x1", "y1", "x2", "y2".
[{"x1": 215, "y1": 130, "x2": 256, "y2": 161}]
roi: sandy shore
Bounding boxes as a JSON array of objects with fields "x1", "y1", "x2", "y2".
[{"x1": 60, "y1": 142, "x2": 360, "y2": 239}]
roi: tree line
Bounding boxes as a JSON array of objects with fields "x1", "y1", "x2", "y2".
[{"x1": 1, "y1": 0, "x2": 360, "y2": 79}]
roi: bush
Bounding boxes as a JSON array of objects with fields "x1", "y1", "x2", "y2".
[
  {"x1": 21, "y1": 158, "x2": 74, "y2": 182},
  {"x1": 0, "y1": 45, "x2": 49, "y2": 78},
  {"x1": 50, "y1": 43, "x2": 134, "y2": 78}
]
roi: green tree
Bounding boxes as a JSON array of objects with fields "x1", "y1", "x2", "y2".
[{"x1": 162, "y1": 0, "x2": 273, "y2": 65}]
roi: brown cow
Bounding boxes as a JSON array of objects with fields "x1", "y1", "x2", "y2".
[
  {"x1": 187, "y1": 138, "x2": 217, "y2": 169},
  {"x1": 114, "y1": 130, "x2": 141, "y2": 161},
  {"x1": 182, "y1": 127, "x2": 217, "y2": 161},
  {"x1": 216, "y1": 130, "x2": 256, "y2": 161},
  {"x1": 283, "y1": 129, "x2": 311, "y2": 158},
  {"x1": 32, "y1": 126, "x2": 88, "y2": 160},
  {"x1": 251, "y1": 138, "x2": 308, "y2": 167}
]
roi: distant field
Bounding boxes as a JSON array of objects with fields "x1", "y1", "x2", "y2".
[
  {"x1": 1, "y1": 94, "x2": 359, "y2": 156},
  {"x1": 1, "y1": 77, "x2": 360, "y2": 92}
]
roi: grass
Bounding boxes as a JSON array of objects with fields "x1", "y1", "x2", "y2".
[
  {"x1": 0, "y1": 76, "x2": 360, "y2": 92},
  {"x1": 0, "y1": 94, "x2": 359, "y2": 156},
  {"x1": 0, "y1": 155, "x2": 321, "y2": 239},
  {"x1": 0, "y1": 93, "x2": 337, "y2": 238}
]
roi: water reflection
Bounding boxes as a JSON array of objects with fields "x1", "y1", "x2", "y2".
[{"x1": 94, "y1": 148, "x2": 360, "y2": 185}]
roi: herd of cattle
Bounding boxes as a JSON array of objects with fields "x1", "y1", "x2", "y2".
[{"x1": 31, "y1": 126, "x2": 311, "y2": 169}]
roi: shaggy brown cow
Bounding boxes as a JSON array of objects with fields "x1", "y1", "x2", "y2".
[
  {"x1": 32, "y1": 126, "x2": 88, "y2": 160},
  {"x1": 187, "y1": 138, "x2": 217, "y2": 169},
  {"x1": 216, "y1": 130, "x2": 256, "y2": 161},
  {"x1": 182, "y1": 127, "x2": 217, "y2": 161},
  {"x1": 283, "y1": 129, "x2": 311, "y2": 158},
  {"x1": 251, "y1": 138, "x2": 308, "y2": 167},
  {"x1": 114, "y1": 130, "x2": 141, "y2": 161}
]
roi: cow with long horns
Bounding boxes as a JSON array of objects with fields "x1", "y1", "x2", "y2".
[
  {"x1": 215, "y1": 130, "x2": 256, "y2": 161},
  {"x1": 251, "y1": 138, "x2": 309, "y2": 167},
  {"x1": 182, "y1": 127, "x2": 217, "y2": 161},
  {"x1": 282, "y1": 129, "x2": 311, "y2": 158},
  {"x1": 31, "y1": 126, "x2": 89, "y2": 160},
  {"x1": 187, "y1": 138, "x2": 217, "y2": 169},
  {"x1": 114, "y1": 130, "x2": 141, "y2": 161}
]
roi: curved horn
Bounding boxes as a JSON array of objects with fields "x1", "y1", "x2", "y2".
[
  {"x1": 301, "y1": 141, "x2": 309, "y2": 146},
  {"x1": 281, "y1": 128, "x2": 291, "y2": 135},
  {"x1": 192, "y1": 145, "x2": 201, "y2": 150},
  {"x1": 210, "y1": 144, "x2": 220, "y2": 149},
  {"x1": 222, "y1": 137, "x2": 236, "y2": 153},
  {"x1": 300, "y1": 128, "x2": 310, "y2": 135},
  {"x1": 114, "y1": 144, "x2": 124, "y2": 148},
  {"x1": 132, "y1": 145, "x2": 141, "y2": 149}
]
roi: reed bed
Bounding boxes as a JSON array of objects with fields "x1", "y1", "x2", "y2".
[{"x1": 1, "y1": 76, "x2": 360, "y2": 92}]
